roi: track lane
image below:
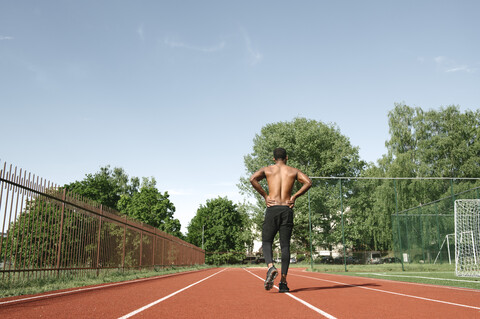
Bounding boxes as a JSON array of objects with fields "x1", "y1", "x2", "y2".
[
  {"x1": 1, "y1": 267, "x2": 479, "y2": 318},
  {"x1": 291, "y1": 270, "x2": 480, "y2": 308},
  {"x1": 129, "y1": 268, "x2": 330, "y2": 319},
  {"x1": 0, "y1": 268, "x2": 223, "y2": 318},
  {"x1": 251, "y1": 268, "x2": 480, "y2": 319},
  {"x1": 118, "y1": 268, "x2": 227, "y2": 319}
]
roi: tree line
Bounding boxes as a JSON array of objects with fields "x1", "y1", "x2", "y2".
[
  {"x1": 239, "y1": 104, "x2": 480, "y2": 258},
  {"x1": 4, "y1": 103, "x2": 480, "y2": 265}
]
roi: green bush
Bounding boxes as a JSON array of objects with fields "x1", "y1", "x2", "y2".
[
  {"x1": 297, "y1": 254, "x2": 306, "y2": 262},
  {"x1": 206, "y1": 252, "x2": 244, "y2": 265}
]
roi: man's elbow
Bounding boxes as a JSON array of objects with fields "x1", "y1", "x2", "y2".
[{"x1": 306, "y1": 179, "x2": 313, "y2": 189}]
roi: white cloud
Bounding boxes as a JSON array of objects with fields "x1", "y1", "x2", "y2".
[
  {"x1": 164, "y1": 37, "x2": 226, "y2": 53},
  {"x1": 446, "y1": 65, "x2": 473, "y2": 73},
  {"x1": 240, "y1": 28, "x2": 262, "y2": 65},
  {"x1": 434, "y1": 56, "x2": 475, "y2": 73},
  {"x1": 0, "y1": 36, "x2": 14, "y2": 40}
]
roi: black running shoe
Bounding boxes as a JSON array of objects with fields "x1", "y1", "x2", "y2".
[
  {"x1": 278, "y1": 282, "x2": 289, "y2": 293},
  {"x1": 264, "y1": 266, "x2": 278, "y2": 290}
]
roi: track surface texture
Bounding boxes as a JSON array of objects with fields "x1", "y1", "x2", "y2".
[{"x1": 1, "y1": 267, "x2": 479, "y2": 318}]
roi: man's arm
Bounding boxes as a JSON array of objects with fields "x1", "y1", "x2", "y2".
[
  {"x1": 250, "y1": 168, "x2": 275, "y2": 206},
  {"x1": 250, "y1": 168, "x2": 267, "y2": 198},
  {"x1": 287, "y1": 170, "x2": 312, "y2": 208}
]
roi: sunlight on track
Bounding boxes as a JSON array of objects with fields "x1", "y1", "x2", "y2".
[
  {"x1": 117, "y1": 268, "x2": 227, "y2": 319},
  {"x1": 291, "y1": 273, "x2": 480, "y2": 311},
  {"x1": 243, "y1": 268, "x2": 337, "y2": 319}
]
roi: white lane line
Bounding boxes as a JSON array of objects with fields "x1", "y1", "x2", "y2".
[
  {"x1": 307, "y1": 270, "x2": 480, "y2": 293},
  {"x1": 0, "y1": 269, "x2": 211, "y2": 306},
  {"x1": 291, "y1": 273, "x2": 480, "y2": 311},
  {"x1": 118, "y1": 268, "x2": 227, "y2": 319},
  {"x1": 358, "y1": 272, "x2": 480, "y2": 284},
  {"x1": 243, "y1": 268, "x2": 337, "y2": 319}
]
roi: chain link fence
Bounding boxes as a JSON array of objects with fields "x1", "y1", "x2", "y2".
[{"x1": 302, "y1": 177, "x2": 480, "y2": 270}]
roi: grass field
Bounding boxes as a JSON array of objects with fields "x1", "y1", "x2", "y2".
[
  {"x1": 0, "y1": 265, "x2": 211, "y2": 298},
  {"x1": 303, "y1": 263, "x2": 480, "y2": 290}
]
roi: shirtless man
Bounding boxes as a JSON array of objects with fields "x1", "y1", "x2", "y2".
[{"x1": 250, "y1": 148, "x2": 312, "y2": 293}]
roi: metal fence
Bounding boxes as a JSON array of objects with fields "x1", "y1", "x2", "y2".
[
  {"x1": 392, "y1": 186, "x2": 480, "y2": 266},
  {"x1": 304, "y1": 177, "x2": 480, "y2": 270},
  {"x1": 0, "y1": 162, "x2": 204, "y2": 281}
]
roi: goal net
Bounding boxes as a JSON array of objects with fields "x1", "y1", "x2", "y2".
[{"x1": 454, "y1": 199, "x2": 480, "y2": 277}]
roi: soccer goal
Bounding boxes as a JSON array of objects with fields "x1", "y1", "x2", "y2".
[
  {"x1": 454, "y1": 199, "x2": 480, "y2": 277},
  {"x1": 434, "y1": 233, "x2": 454, "y2": 265}
]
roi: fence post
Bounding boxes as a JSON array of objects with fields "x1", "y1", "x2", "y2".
[
  {"x1": 436, "y1": 202, "x2": 441, "y2": 263},
  {"x1": 405, "y1": 215, "x2": 411, "y2": 263},
  {"x1": 308, "y1": 189, "x2": 313, "y2": 269},
  {"x1": 95, "y1": 204, "x2": 102, "y2": 276},
  {"x1": 162, "y1": 237, "x2": 165, "y2": 267},
  {"x1": 419, "y1": 207, "x2": 425, "y2": 262},
  {"x1": 450, "y1": 179, "x2": 455, "y2": 211},
  {"x1": 0, "y1": 166, "x2": 13, "y2": 278},
  {"x1": 139, "y1": 230, "x2": 143, "y2": 269},
  {"x1": 152, "y1": 229, "x2": 156, "y2": 268},
  {"x1": 0, "y1": 165, "x2": 5, "y2": 273},
  {"x1": 394, "y1": 179, "x2": 405, "y2": 271},
  {"x1": 55, "y1": 188, "x2": 66, "y2": 276},
  {"x1": 122, "y1": 216, "x2": 126, "y2": 271},
  {"x1": 339, "y1": 179, "x2": 347, "y2": 272}
]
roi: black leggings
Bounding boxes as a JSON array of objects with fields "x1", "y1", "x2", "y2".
[{"x1": 262, "y1": 206, "x2": 294, "y2": 275}]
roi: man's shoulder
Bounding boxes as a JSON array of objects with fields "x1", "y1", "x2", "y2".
[
  {"x1": 263, "y1": 165, "x2": 275, "y2": 172},
  {"x1": 285, "y1": 165, "x2": 300, "y2": 172}
]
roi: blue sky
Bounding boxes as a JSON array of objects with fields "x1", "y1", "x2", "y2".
[{"x1": 1, "y1": 1, "x2": 479, "y2": 234}]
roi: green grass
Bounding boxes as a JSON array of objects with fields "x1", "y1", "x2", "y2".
[
  {"x1": 301, "y1": 262, "x2": 480, "y2": 290},
  {"x1": 0, "y1": 265, "x2": 212, "y2": 298}
]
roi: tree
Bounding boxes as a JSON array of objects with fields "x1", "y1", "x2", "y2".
[
  {"x1": 356, "y1": 103, "x2": 480, "y2": 251},
  {"x1": 65, "y1": 166, "x2": 182, "y2": 236},
  {"x1": 385, "y1": 103, "x2": 480, "y2": 193},
  {"x1": 186, "y1": 197, "x2": 251, "y2": 264},
  {"x1": 1, "y1": 188, "x2": 103, "y2": 269},
  {"x1": 1, "y1": 194, "x2": 62, "y2": 268},
  {"x1": 239, "y1": 117, "x2": 366, "y2": 255},
  {"x1": 117, "y1": 177, "x2": 182, "y2": 238},
  {"x1": 65, "y1": 166, "x2": 139, "y2": 210}
]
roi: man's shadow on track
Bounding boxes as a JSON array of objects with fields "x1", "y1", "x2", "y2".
[{"x1": 289, "y1": 283, "x2": 380, "y2": 293}]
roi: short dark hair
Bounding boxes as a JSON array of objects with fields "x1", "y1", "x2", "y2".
[{"x1": 273, "y1": 148, "x2": 287, "y2": 160}]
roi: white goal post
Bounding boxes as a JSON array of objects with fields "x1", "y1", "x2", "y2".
[{"x1": 454, "y1": 199, "x2": 480, "y2": 277}]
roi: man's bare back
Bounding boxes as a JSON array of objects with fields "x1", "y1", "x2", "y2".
[{"x1": 250, "y1": 159, "x2": 312, "y2": 208}]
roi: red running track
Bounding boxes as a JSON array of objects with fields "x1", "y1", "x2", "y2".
[{"x1": 1, "y1": 267, "x2": 479, "y2": 318}]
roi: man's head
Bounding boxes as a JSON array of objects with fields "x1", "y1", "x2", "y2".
[{"x1": 273, "y1": 148, "x2": 287, "y2": 161}]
